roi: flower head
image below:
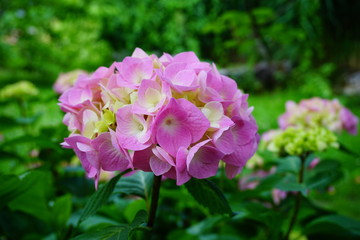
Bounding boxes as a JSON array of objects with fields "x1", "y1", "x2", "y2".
[
  {"x1": 279, "y1": 97, "x2": 358, "y2": 135},
  {"x1": 59, "y1": 48, "x2": 259, "y2": 186}
]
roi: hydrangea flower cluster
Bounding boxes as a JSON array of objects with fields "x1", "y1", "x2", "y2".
[
  {"x1": 279, "y1": 97, "x2": 358, "y2": 135},
  {"x1": 0, "y1": 81, "x2": 39, "y2": 100},
  {"x1": 59, "y1": 48, "x2": 259, "y2": 187},
  {"x1": 265, "y1": 127, "x2": 339, "y2": 156},
  {"x1": 263, "y1": 97, "x2": 358, "y2": 156}
]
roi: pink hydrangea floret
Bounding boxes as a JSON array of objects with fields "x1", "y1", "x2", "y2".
[
  {"x1": 278, "y1": 97, "x2": 358, "y2": 135},
  {"x1": 59, "y1": 48, "x2": 259, "y2": 187}
]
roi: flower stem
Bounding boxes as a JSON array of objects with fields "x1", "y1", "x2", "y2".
[
  {"x1": 147, "y1": 174, "x2": 162, "y2": 228},
  {"x1": 284, "y1": 154, "x2": 306, "y2": 240}
]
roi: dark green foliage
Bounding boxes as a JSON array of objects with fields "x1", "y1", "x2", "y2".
[
  {"x1": 185, "y1": 178, "x2": 233, "y2": 215},
  {"x1": 79, "y1": 171, "x2": 129, "y2": 223}
]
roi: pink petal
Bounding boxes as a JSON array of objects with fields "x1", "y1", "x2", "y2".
[
  {"x1": 172, "y1": 51, "x2": 200, "y2": 64},
  {"x1": 187, "y1": 140, "x2": 224, "y2": 179},
  {"x1": 64, "y1": 135, "x2": 100, "y2": 181},
  {"x1": 223, "y1": 133, "x2": 259, "y2": 167},
  {"x1": 92, "y1": 132, "x2": 131, "y2": 172},
  {"x1": 116, "y1": 105, "x2": 151, "y2": 150},
  {"x1": 150, "y1": 155, "x2": 172, "y2": 176},
  {"x1": 175, "y1": 147, "x2": 191, "y2": 185},
  {"x1": 119, "y1": 57, "x2": 153, "y2": 85},
  {"x1": 152, "y1": 98, "x2": 192, "y2": 157},
  {"x1": 164, "y1": 62, "x2": 187, "y2": 79},
  {"x1": 214, "y1": 129, "x2": 236, "y2": 154},
  {"x1": 225, "y1": 163, "x2": 242, "y2": 179},
  {"x1": 177, "y1": 98, "x2": 210, "y2": 142},
  {"x1": 133, "y1": 147, "x2": 153, "y2": 172}
]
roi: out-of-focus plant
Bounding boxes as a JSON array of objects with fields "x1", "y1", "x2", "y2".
[{"x1": 260, "y1": 97, "x2": 358, "y2": 239}]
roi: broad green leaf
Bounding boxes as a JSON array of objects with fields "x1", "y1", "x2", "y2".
[
  {"x1": 304, "y1": 215, "x2": 360, "y2": 237},
  {"x1": 0, "y1": 135, "x2": 60, "y2": 150},
  {"x1": 74, "y1": 225, "x2": 128, "y2": 240},
  {"x1": 74, "y1": 210, "x2": 148, "y2": 240},
  {"x1": 8, "y1": 170, "x2": 53, "y2": 222},
  {"x1": 185, "y1": 179, "x2": 233, "y2": 215},
  {"x1": 275, "y1": 175, "x2": 307, "y2": 192},
  {"x1": 52, "y1": 194, "x2": 72, "y2": 229},
  {"x1": 115, "y1": 171, "x2": 153, "y2": 199},
  {"x1": 124, "y1": 199, "x2": 147, "y2": 223},
  {"x1": 276, "y1": 156, "x2": 300, "y2": 174},
  {"x1": 305, "y1": 160, "x2": 342, "y2": 190},
  {"x1": 78, "y1": 171, "x2": 129, "y2": 223},
  {"x1": 187, "y1": 216, "x2": 225, "y2": 235},
  {"x1": 0, "y1": 174, "x2": 36, "y2": 207}
]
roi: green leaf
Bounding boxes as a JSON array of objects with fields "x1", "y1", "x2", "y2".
[
  {"x1": 185, "y1": 178, "x2": 233, "y2": 215},
  {"x1": 276, "y1": 156, "x2": 300, "y2": 174},
  {"x1": 0, "y1": 174, "x2": 36, "y2": 207},
  {"x1": 124, "y1": 199, "x2": 147, "y2": 223},
  {"x1": 187, "y1": 216, "x2": 225, "y2": 235},
  {"x1": 275, "y1": 175, "x2": 307, "y2": 192},
  {"x1": 52, "y1": 194, "x2": 72, "y2": 229},
  {"x1": 305, "y1": 160, "x2": 342, "y2": 190},
  {"x1": 78, "y1": 171, "x2": 129, "y2": 223},
  {"x1": 115, "y1": 171, "x2": 153, "y2": 199},
  {"x1": 73, "y1": 225, "x2": 128, "y2": 240},
  {"x1": 74, "y1": 210, "x2": 148, "y2": 240},
  {"x1": 304, "y1": 215, "x2": 360, "y2": 237},
  {"x1": 0, "y1": 135, "x2": 60, "y2": 150},
  {"x1": 8, "y1": 170, "x2": 53, "y2": 222}
]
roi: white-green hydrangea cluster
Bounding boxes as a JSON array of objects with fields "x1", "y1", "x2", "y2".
[
  {"x1": 0, "y1": 81, "x2": 39, "y2": 100},
  {"x1": 267, "y1": 127, "x2": 339, "y2": 156}
]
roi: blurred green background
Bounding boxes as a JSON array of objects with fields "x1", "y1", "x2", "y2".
[
  {"x1": 2, "y1": 0, "x2": 360, "y2": 94},
  {"x1": 1, "y1": 0, "x2": 360, "y2": 239}
]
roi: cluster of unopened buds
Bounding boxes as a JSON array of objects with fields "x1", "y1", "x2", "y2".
[{"x1": 59, "y1": 48, "x2": 259, "y2": 187}]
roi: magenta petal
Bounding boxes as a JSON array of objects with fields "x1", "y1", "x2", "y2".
[
  {"x1": 187, "y1": 140, "x2": 224, "y2": 179},
  {"x1": 153, "y1": 98, "x2": 192, "y2": 157},
  {"x1": 164, "y1": 167, "x2": 177, "y2": 179},
  {"x1": 177, "y1": 98, "x2": 210, "y2": 142},
  {"x1": 64, "y1": 135, "x2": 100, "y2": 181},
  {"x1": 340, "y1": 107, "x2": 358, "y2": 135},
  {"x1": 152, "y1": 146, "x2": 175, "y2": 166},
  {"x1": 231, "y1": 118, "x2": 258, "y2": 146},
  {"x1": 133, "y1": 147, "x2": 153, "y2": 172},
  {"x1": 225, "y1": 163, "x2": 242, "y2": 179},
  {"x1": 214, "y1": 129, "x2": 236, "y2": 154},
  {"x1": 223, "y1": 134, "x2": 259, "y2": 167},
  {"x1": 92, "y1": 132, "x2": 131, "y2": 172},
  {"x1": 175, "y1": 147, "x2": 191, "y2": 185},
  {"x1": 156, "y1": 123, "x2": 191, "y2": 157},
  {"x1": 150, "y1": 155, "x2": 172, "y2": 176}
]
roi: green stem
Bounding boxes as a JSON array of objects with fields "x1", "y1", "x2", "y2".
[
  {"x1": 147, "y1": 174, "x2": 162, "y2": 228},
  {"x1": 284, "y1": 154, "x2": 306, "y2": 240}
]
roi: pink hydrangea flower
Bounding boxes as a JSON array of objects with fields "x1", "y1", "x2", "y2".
[
  {"x1": 278, "y1": 97, "x2": 358, "y2": 135},
  {"x1": 53, "y1": 70, "x2": 88, "y2": 94},
  {"x1": 59, "y1": 48, "x2": 259, "y2": 187}
]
